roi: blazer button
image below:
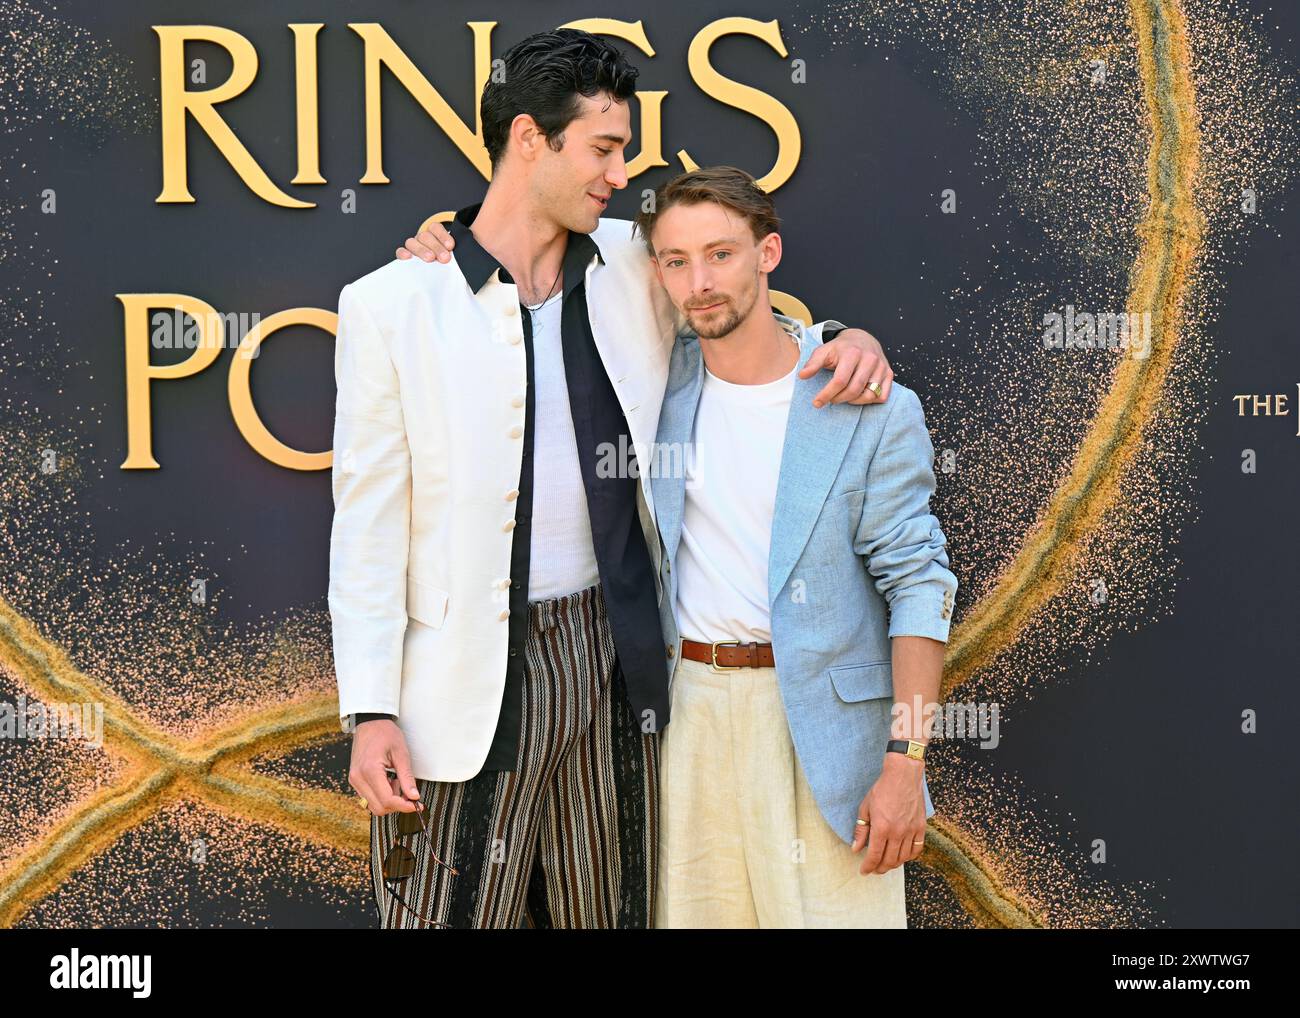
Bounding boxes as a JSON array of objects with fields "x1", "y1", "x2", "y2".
[
  {"x1": 666, "y1": 645, "x2": 675, "y2": 658},
  {"x1": 509, "y1": 333, "x2": 522, "y2": 345},
  {"x1": 511, "y1": 394, "x2": 525, "y2": 407},
  {"x1": 509, "y1": 425, "x2": 523, "y2": 438},
  {"x1": 505, "y1": 489, "x2": 519, "y2": 501},
  {"x1": 498, "y1": 609, "x2": 510, "y2": 620},
  {"x1": 505, "y1": 303, "x2": 519, "y2": 316},
  {"x1": 497, "y1": 578, "x2": 511, "y2": 590},
  {"x1": 502, "y1": 519, "x2": 516, "y2": 532}
]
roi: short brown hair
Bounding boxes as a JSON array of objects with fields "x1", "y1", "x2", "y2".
[{"x1": 632, "y1": 165, "x2": 781, "y2": 256}]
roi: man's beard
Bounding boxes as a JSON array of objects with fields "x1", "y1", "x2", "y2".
[
  {"x1": 687, "y1": 301, "x2": 738, "y2": 338},
  {"x1": 686, "y1": 292, "x2": 752, "y2": 339}
]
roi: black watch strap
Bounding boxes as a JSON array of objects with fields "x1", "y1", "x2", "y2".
[{"x1": 886, "y1": 738, "x2": 926, "y2": 760}]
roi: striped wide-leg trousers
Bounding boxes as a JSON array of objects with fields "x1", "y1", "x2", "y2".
[{"x1": 368, "y1": 581, "x2": 659, "y2": 929}]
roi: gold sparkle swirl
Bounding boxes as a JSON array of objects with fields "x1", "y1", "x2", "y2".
[
  {"x1": 945, "y1": 0, "x2": 1204, "y2": 690},
  {"x1": 0, "y1": 594, "x2": 367, "y2": 925},
  {"x1": 800, "y1": 0, "x2": 1296, "y2": 927}
]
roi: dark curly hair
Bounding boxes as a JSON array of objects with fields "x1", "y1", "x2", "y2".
[{"x1": 481, "y1": 29, "x2": 640, "y2": 169}]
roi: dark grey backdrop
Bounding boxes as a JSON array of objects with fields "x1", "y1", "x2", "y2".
[{"x1": 2, "y1": 0, "x2": 1296, "y2": 927}]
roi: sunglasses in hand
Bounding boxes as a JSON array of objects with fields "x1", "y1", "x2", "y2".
[{"x1": 380, "y1": 783, "x2": 459, "y2": 928}]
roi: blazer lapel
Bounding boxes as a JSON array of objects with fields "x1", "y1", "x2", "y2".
[
  {"x1": 651, "y1": 333, "x2": 703, "y2": 566},
  {"x1": 584, "y1": 242, "x2": 675, "y2": 537},
  {"x1": 768, "y1": 326, "x2": 863, "y2": 605}
]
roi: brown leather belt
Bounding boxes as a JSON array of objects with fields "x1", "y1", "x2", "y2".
[{"x1": 680, "y1": 638, "x2": 775, "y2": 670}]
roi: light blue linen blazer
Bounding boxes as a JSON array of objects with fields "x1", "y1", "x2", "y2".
[{"x1": 650, "y1": 314, "x2": 957, "y2": 844}]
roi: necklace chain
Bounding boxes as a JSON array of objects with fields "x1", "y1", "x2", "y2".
[{"x1": 522, "y1": 261, "x2": 564, "y2": 312}]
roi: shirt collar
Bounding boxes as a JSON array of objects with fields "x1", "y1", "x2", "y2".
[
  {"x1": 772, "y1": 311, "x2": 805, "y2": 342},
  {"x1": 448, "y1": 201, "x2": 604, "y2": 300}
]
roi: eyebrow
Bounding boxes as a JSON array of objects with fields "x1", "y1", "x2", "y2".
[
  {"x1": 591, "y1": 132, "x2": 630, "y2": 146},
  {"x1": 655, "y1": 237, "x2": 743, "y2": 257}
]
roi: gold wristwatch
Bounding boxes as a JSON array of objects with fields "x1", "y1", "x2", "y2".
[{"x1": 885, "y1": 739, "x2": 927, "y2": 761}]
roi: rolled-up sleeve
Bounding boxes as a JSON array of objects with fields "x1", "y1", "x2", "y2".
[
  {"x1": 328, "y1": 283, "x2": 412, "y2": 720},
  {"x1": 853, "y1": 386, "x2": 957, "y2": 643}
]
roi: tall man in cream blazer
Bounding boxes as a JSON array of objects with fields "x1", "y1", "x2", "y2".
[{"x1": 333, "y1": 29, "x2": 894, "y2": 929}]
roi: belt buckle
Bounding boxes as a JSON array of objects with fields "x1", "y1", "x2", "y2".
[{"x1": 710, "y1": 639, "x2": 741, "y2": 673}]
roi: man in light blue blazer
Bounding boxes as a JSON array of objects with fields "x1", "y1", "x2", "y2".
[{"x1": 636, "y1": 166, "x2": 958, "y2": 927}]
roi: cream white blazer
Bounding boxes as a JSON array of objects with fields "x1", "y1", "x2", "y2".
[{"x1": 329, "y1": 216, "x2": 838, "y2": 781}]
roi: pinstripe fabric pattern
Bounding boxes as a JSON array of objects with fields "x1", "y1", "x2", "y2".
[{"x1": 369, "y1": 581, "x2": 659, "y2": 928}]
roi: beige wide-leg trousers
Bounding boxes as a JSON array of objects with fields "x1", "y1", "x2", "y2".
[{"x1": 655, "y1": 655, "x2": 907, "y2": 929}]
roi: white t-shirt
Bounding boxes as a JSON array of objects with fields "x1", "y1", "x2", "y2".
[
  {"x1": 675, "y1": 348, "x2": 799, "y2": 643},
  {"x1": 526, "y1": 292, "x2": 601, "y2": 600}
]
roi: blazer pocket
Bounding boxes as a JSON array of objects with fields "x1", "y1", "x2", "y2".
[
  {"x1": 406, "y1": 576, "x2": 449, "y2": 629},
  {"x1": 828, "y1": 660, "x2": 893, "y2": 702}
]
